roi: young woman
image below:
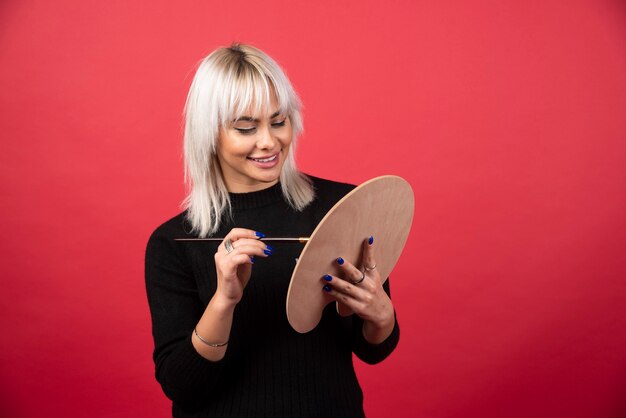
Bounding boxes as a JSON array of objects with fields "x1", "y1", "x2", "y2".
[{"x1": 145, "y1": 43, "x2": 399, "y2": 417}]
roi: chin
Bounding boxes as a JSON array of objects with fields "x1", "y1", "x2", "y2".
[
  {"x1": 256, "y1": 164, "x2": 284, "y2": 181},
  {"x1": 257, "y1": 173, "x2": 281, "y2": 184}
]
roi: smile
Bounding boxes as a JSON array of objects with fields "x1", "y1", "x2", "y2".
[{"x1": 248, "y1": 154, "x2": 278, "y2": 163}]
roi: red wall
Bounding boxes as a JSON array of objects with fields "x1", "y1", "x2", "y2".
[{"x1": 1, "y1": 1, "x2": 626, "y2": 417}]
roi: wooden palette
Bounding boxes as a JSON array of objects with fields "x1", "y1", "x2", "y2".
[{"x1": 286, "y1": 175, "x2": 414, "y2": 333}]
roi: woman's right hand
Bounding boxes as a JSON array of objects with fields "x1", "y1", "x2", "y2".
[{"x1": 213, "y1": 228, "x2": 272, "y2": 306}]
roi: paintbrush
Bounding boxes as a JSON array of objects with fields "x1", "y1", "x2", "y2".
[{"x1": 174, "y1": 237, "x2": 309, "y2": 243}]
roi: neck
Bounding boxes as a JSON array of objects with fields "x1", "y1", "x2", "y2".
[{"x1": 224, "y1": 178, "x2": 279, "y2": 194}]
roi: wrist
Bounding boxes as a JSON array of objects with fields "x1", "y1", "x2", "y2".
[
  {"x1": 370, "y1": 294, "x2": 395, "y2": 329},
  {"x1": 211, "y1": 292, "x2": 238, "y2": 312},
  {"x1": 368, "y1": 309, "x2": 395, "y2": 331},
  {"x1": 362, "y1": 306, "x2": 395, "y2": 344}
]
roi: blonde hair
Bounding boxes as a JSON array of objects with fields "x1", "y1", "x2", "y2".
[{"x1": 183, "y1": 43, "x2": 314, "y2": 237}]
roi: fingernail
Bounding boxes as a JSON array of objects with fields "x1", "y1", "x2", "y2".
[
  {"x1": 263, "y1": 249, "x2": 273, "y2": 256},
  {"x1": 323, "y1": 285, "x2": 331, "y2": 292},
  {"x1": 250, "y1": 256, "x2": 256, "y2": 263},
  {"x1": 368, "y1": 235, "x2": 374, "y2": 245},
  {"x1": 337, "y1": 257, "x2": 344, "y2": 265},
  {"x1": 256, "y1": 231, "x2": 266, "y2": 238},
  {"x1": 265, "y1": 244, "x2": 274, "y2": 251},
  {"x1": 323, "y1": 274, "x2": 332, "y2": 282}
]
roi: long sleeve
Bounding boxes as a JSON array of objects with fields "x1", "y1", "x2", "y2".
[
  {"x1": 144, "y1": 178, "x2": 399, "y2": 416},
  {"x1": 145, "y1": 226, "x2": 224, "y2": 411},
  {"x1": 351, "y1": 279, "x2": 400, "y2": 364}
]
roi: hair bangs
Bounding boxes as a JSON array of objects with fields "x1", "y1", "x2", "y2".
[{"x1": 219, "y1": 62, "x2": 295, "y2": 128}]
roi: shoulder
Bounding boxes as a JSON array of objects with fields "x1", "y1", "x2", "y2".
[
  {"x1": 306, "y1": 175, "x2": 356, "y2": 202},
  {"x1": 146, "y1": 211, "x2": 193, "y2": 251},
  {"x1": 303, "y1": 175, "x2": 356, "y2": 218},
  {"x1": 149, "y1": 211, "x2": 191, "y2": 238},
  {"x1": 145, "y1": 211, "x2": 198, "y2": 278}
]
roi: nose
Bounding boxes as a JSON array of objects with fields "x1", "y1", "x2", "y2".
[{"x1": 256, "y1": 124, "x2": 277, "y2": 150}]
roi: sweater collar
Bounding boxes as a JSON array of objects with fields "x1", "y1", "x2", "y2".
[{"x1": 229, "y1": 182, "x2": 284, "y2": 211}]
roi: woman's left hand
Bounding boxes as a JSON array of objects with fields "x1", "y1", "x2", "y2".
[{"x1": 321, "y1": 236, "x2": 396, "y2": 343}]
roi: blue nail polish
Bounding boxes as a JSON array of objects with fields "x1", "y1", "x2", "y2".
[
  {"x1": 323, "y1": 285, "x2": 331, "y2": 292},
  {"x1": 323, "y1": 274, "x2": 332, "y2": 282},
  {"x1": 256, "y1": 231, "x2": 266, "y2": 238},
  {"x1": 250, "y1": 256, "x2": 256, "y2": 263},
  {"x1": 265, "y1": 244, "x2": 274, "y2": 251},
  {"x1": 337, "y1": 257, "x2": 344, "y2": 265},
  {"x1": 368, "y1": 235, "x2": 374, "y2": 245},
  {"x1": 263, "y1": 249, "x2": 273, "y2": 256}
]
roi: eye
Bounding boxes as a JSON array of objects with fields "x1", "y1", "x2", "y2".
[
  {"x1": 234, "y1": 127, "x2": 256, "y2": 135},
  {"x1": 271, "y1": 119, "x2": 287, "y2": 128}
]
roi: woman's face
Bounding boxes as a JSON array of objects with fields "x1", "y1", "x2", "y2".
[{"x1": 216, "y1": 90, "x2": 293, "y2": 193}]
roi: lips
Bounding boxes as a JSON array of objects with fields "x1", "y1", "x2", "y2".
[{"x1": 247, "y1": 154, "x2": 278, "y2": 163}]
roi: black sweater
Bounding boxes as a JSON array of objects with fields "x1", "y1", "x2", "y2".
[{"x1": 145, "y1": 176, "x2": 400, "y2": 417}]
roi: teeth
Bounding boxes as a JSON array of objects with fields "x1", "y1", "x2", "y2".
[{"x1": 252, "y1": 155, "x2": 277, "y2": 163}]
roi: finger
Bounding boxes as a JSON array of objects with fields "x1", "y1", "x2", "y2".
[
  {"x1": 362, "y1": 235, "x2": 376, "y2": 271},
  {"x1": 230, "y1": 244, "x2": 273, "y2": 258},
  {"x1": 225, "y1": 228, "x2": 265, "y2": 241},
  {"x1": 336, "y1": 257, "x2": 366, "y2": 284},
  {"x1": 219, "y1": 234, "x2": 270, "y2": 254},
  {"x1": 215, "y1": 251, "x2": 256, "y2": 278},
  {"x1": 216, "y1": 244, "x2": 272, "y2": 272},
  {"x1": 230, "y1": 253, "x2": 256, "y2": 266},
  {"x1": 229, "y1": 238, "x2": 272, "y2": 252},
  {"x1": 215, "y1": 249, "x2": 257, "y2": 265},
  {"x1": 321, "y1": 274, "x2": 368, "y2": 300},
  {"x1": 322, "y1": 282, "x2": 366, "y2": 313}
]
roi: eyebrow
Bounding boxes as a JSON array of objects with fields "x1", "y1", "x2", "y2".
[{"x1": 233, "y1": 111, "x2": 282, "y2": 123}]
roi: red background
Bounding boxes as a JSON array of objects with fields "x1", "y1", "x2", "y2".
[{"x1": 1, "y1": 1, "x2": 626, "y2": 417}]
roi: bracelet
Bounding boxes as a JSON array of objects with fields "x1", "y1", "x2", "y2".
[{"x1": 194, "y1": 327, "x2": 229, "y2": 347}]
